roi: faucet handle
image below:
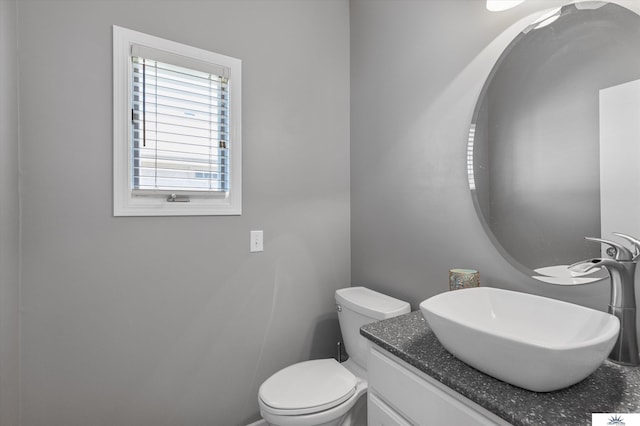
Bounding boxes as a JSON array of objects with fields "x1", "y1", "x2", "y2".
[
  {"x1": 585, "y1": 237, "x2": 634, "y2": 261},
  {"x1": 613, "y1": 232, "x2": 640, "y2": 261}
]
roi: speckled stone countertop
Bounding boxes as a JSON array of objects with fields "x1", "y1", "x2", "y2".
[{"x1": 361, "y1": 311, "x2": 640, "y2": 426}]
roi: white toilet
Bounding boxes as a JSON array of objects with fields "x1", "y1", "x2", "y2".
[{"x1": 258, "y1": 286, "x2": 411, "y2": 426}]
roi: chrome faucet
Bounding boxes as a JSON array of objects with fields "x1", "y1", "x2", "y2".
[{"x1": 569, "y1": 233, "x2": 640, "y2": 366}]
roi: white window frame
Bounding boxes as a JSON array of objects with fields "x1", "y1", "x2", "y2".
[{"x1": 113, "y1": 26, "x2": 241, "y2": 216}]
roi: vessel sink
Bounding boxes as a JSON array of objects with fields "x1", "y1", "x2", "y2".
[{"x1": 419, "y1": 287, "x2": 620, "y2": 392}]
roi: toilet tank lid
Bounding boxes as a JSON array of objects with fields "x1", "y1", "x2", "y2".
[{"x1": 336, "y1": 287, "x2": 410, "y2": 320}]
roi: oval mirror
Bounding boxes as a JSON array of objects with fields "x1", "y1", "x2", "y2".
[{"x1": 470, "y1": 1, "x2": 640, "y2": 282}]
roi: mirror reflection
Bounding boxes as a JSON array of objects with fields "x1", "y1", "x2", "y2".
[{"x1": 470, "y1": 1, "x2": 640, "y2": 279}]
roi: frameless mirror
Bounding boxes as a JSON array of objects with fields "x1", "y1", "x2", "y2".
[{"x1": 470, "y1": 1, "x2": 640, "y2": 281}]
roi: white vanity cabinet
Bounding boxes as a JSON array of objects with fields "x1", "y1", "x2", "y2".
[{"x1": 367, "y1": 347, "x2": 512, "y2": 426}]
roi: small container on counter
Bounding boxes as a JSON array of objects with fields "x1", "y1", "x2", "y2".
[{"x1": 449, "y1": 268, "x2": 480, "y2": 291}]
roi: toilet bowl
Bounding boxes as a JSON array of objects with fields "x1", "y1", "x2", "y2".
[
  {"x1": 259, "y1": 358, "x2": 366, "y2": 426},
  {"x1": 258, "y1": 287, "x2": 410, "y2": 426}
]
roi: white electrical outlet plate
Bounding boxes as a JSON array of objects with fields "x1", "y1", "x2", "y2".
[{"x1": 250, "y1": 230, "x2": 264, "y2": 252}]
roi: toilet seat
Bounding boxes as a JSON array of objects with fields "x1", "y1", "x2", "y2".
[{"x1": 259, "y1": 359, "x2": 357, "y2": 416}]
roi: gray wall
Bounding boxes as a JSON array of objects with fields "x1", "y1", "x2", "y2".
[
  {"x1": 9, "y1": 1, "x2": 640, "y2": 425},
  {"x1": 0, "y1": 0, "x2": 21, "y2": 424},
  {"x1": 17, "y1": 1, "x2": 349, "y2": 425},
  {"x1": 350, "y1": 0, "x2": 613, "y2": 309}
]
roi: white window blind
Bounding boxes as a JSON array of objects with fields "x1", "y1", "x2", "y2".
[
  {"x1": 113, "y1": 26, "x2": 241, "y2": 216},
  {"x1": 131, "y1": 45, "x2": 230, "y2": 194}
]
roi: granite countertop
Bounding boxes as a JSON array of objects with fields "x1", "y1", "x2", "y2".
[{"x1": 361, "y1": 311, "x2": 640, "y2": 426}]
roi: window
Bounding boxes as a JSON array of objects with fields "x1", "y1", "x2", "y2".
[{"x1": 113, "y1": 26, "x2": 241, "y2": 216}]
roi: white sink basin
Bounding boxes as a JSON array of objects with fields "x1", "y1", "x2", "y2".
[{"x1": 419, "y1": 287, "x2": 620, "y2": 392}]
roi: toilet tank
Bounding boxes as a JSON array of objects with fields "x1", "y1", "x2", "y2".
[{"x1": 335, "y1": 287, "x2": 410, "y2": 371}]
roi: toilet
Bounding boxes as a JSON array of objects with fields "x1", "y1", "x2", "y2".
[{"x1": 258, "y1": 286, "x2": 411, "y2": 426}]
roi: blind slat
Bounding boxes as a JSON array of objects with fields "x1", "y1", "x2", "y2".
[
  {"x1": 134, "y1": 112, "x2": 226, "y2": 130},
  {"x1": 134, "y1": 154, "x2": 228, "y2": 167},
  {"x1": 133, "y1": 132, "x2": 228, "y2": 146},
  {"x1": 133, "y1": 96, "x2": 227, "y2": 115},
  {"x1": 135, "y1": 143, "x2": 228, "y2": 155},
  {"x1": 133, "y1": 83, "x2": 228, "y2": 107},
  {"x1": 135, "y1": 167, "x2": 227, "y2": 177},
  {"x1": 132, "y1": 75, "x2": 228, "y2": 99}
]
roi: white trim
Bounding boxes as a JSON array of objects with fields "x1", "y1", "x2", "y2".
[{"x1": 113, "y1": 25, "x2": 242, "y2": 216}]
